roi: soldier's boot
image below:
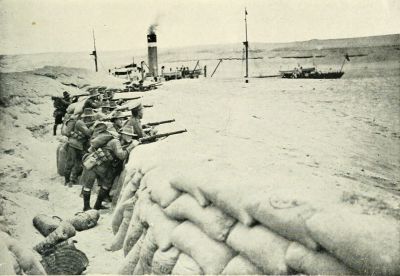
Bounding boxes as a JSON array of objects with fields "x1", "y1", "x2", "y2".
[
  {"x1": 83, "y1": 190, "x2": 92, "y2": 211},
  {"x1": 93, "y1": 188, "x2": 110, "y2": 210},
  {"x1": 64, "y1": 175, "x2": 70, "y2": 186},
  {"x1": 68, "y1": 176, "x2": 77, "y2": 188},
  {"x1": 103, "y1": 191, "x2": 112, "y2": 203}
]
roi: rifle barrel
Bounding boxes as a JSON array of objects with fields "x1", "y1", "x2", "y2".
[
  {"x1": 146, "y1": 119, "x2": 175, "y2": 126},
  {"x1": 139, "y1": 129, "x2": 187, "y2": 143}
]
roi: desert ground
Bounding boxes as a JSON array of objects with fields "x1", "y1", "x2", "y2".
[{"x1": 0, "y1": 35, "x2": 399, "y2": 274}]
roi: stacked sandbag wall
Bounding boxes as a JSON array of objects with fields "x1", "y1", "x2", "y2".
[{"x1": 108, "y1": 145, "x2": 400, "y2": 275}]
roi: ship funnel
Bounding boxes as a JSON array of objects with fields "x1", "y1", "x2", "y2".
[{"x1": 147, "y1": 32, "x2": 158, "y2": 77}]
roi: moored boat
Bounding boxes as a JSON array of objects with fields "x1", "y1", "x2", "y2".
[{"x1": 279, "y1": 67, "x2": 344, "y2": 79}]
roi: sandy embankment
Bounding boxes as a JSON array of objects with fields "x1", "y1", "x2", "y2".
[
  {"x1": 0, "y1": 67, "x2": 127, "y2": 273},
  {"x1": 0, "y1": 65, "x2": 399, "y2": 274}
]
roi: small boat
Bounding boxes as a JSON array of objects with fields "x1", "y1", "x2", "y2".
[
  {"x1": 279, "y1": 67, "x2": 344, "y2": 79},
  {"x1": 279, "y1": 54, "x2": 349, "y2": 79}
]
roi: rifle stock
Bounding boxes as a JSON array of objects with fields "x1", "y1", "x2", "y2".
[{"x1": 139, "y1": 129, "x2": 187, "y2": 144}]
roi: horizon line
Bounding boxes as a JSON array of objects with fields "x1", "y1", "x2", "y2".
[{"x1": 1, "y1": 32, "x2": 399, "y2": 56}]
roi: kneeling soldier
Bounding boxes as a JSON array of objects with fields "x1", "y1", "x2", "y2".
[{"x1": 81, "y1": 123, "x2": 138, "y2": 211}]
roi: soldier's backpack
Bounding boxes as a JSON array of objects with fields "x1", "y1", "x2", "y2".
[
  {"x1": 56, "y1": 142, "x2": 68, "y2": 176},
  {"x1": 52, "y1": 97, "x2": 64, "y2": 109},
  {"x1": 82, "y1": 133, "x2": 115, "y2": 170},
  {"x1": 61, "y1": 117, "x2": 77, "y2": 137}
]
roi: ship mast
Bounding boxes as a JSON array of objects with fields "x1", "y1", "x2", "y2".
[
  {"x1": 90, "y1": 29, "x2": 98, "y2": 72},
  {"x1": 243, "y1": 8, "x2": 249, "y2": 83}
]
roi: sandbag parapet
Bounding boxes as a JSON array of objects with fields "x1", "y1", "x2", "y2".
[{"x1": 111, "y1": 152, "x2": 400, "y2": 275}]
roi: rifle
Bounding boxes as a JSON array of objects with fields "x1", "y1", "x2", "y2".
[
  {"x1": 100, "y1": 111, "x2": 131, "y2": 121},
  {"x1": 112, "y1": 93, "x2": 142, "y2": 101},
  {"x1": 139, "y1": 129, "x2": 187, "y2": 144},
  {"x1": 71, "y1": 93, "x2": 90, "y2": 98},
  {"x1": 144, "y1": 119, "x2": 175, "y2": 127},
  {"x1": 143, "y1": 104, "x2": 153, "y2": 108}
]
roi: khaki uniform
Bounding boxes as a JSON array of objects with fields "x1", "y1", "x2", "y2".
[
  {"x1": 126, "y1": 117, "x2": 145, "y2": 138},
  {"x1": 65, "y1": 120, "x2": 93, "y2": 183},
  {"x1": 81, "y1": 134, "x2": 130, "y2": 191},
  {"x1": 84, "y1": 98, "x2": 101, "y2": 109}
]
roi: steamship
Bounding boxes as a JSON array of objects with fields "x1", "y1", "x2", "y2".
[{"x1": 110, "y1": 30, "x2": 203, "y2": 84}]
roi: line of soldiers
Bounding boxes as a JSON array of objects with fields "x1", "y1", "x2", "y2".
[{"x1": 56, "y1": 88, "x2": 156, "y2": 211}]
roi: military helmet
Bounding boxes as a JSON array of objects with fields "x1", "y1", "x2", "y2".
[
  {"x1": 81, "y1": 108, "x2": 96, "y2": 118},
  {"x1": 128, "y1": 101, "x2": 142, "y2": 111},
  {"x1": 119, "y1": 125, "x2": 137, "y2": 137},
  {"x1": 88, "y1": 90, "x2": 100, "y2": 98},
  {"x1": 111, "y1": 110, "x2": 128, "y2": 119},
  {"x1": 101, "y1": 100, "x2": 111, "y2": 108},
  {"x1": 109, "y1": 101, "x2": 118, "y2": 109}
]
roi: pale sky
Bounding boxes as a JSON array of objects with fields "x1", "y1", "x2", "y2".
[{"x1": 0, "y1": 0, "x2": 399, "y2": 55}]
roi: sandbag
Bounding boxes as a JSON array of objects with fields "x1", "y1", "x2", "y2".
[
  {"x1": 10, "y1": 249, "x2": 22, "y2": 275},
  {"x1": 222, "y1": 255, "x2": 263, "y2": 275},
  {"x1": 143, "y1": 204, "x2": 179, "y2": 251},
  {"x1": 111, "y1": 190, "x2": 136, "y2": 235},
  {"x1": 136, "y1": 189, "x2": 154, "y2": 225},
  {"x1": 171, "y1": 253, "x2": 203, "y2": 275},
  {"x1": 33, "y1": 214, "x2": 62, "y2": 237},
  {"x1": 125, "y1": 143, "x2": 164, "y2": 176},
  {"x1": 123, "y1": 207, "x2": 144, "y2": 256},
  {"x1": 226, "y1": 223, "x2": 290, "y2": 274},
  {"x1": 106, "y1": 200, "x2": 134, "y2": 252},
  {"x1": 113, "y1": 169, "x2": 142, "y2": 208},
  {"x1": 66, "y1": 102, "x2": 76, "y2": 114},
  {"x1": 151, "y1": 246, "x2": 180, "y2": 275},
  {"x1": 118, "y1": 230, "x2": 147, "y2": 275},
  {"x1": 171, "y1": 221, "x2": 235, "y2": 274},
  {"x1": 165, "y1": 193, "x2": 236, "y2": 241},
  {"x1": 0, "y1": 232, "x2": 46, "y2": 275},
  {"x1": 72, "y1": 96, "x2": 89, "y2": 115},
  {"x1": 111, "y1": 169, "x2": 126, "y2": 208},
  {"x1": 198, "y1": 174, "x2": 256, "y2": 226},
  {"x1": 170, "y1": 173, "x2": 209, "y2": 207},
  {"x1": 246, "y1": 191, "x2": 319, "y2": 250},
  {"x1": 67, "y1": 209, "x2": 100, "y2": 231},
  {"x1": 306, "y1": 211, "x2": 400, "y2": 276},
  {"x1": 130, "y1": 170, "x2": 143, "y2": 188},
  {"x1": 34, "y1": 221, "x2": 76, "y2": 255},
  {"x1": 0, "y1": 240, "x2": 16, "y2": 275},
  {"x1": 134, "y1": 229, "x2": 158, "y2": 275},
  {"x1": 285, "y1": 242, "x2": 356, "y2": 275},
  {"x1": 56, "y1": 142, "x2": 68, "y2": 176},
  {"x1": 144, "y1": 166, "x2": 182, "y2": 208}
]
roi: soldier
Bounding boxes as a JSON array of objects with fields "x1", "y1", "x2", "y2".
[
  {"x1": 125, "y1": 101, "x2": 145, "y2": 138},
  {"x1": 109, "y1": 110, "x2": 127, "y2": 133},
  {"x1": 125, "y1": 101, "x2": 157, "y2": 137},
  {"x1": 84, "y1": 90, "x2": 101, "y2": 109},
  {"x1": 100, "y1": 100, "x2": 112, "y2": 116},
  {"x1": 64, "y1": 108, "x2": 96, "y2": 187},
  {"x1": 81, "y1": 124, "x2": 138, "y2": 211},
  {"x1": 52, "y1": 91, "x2": 71, "y2": 136},
  {"x1": 109, "y1": 100, "x2": 118, "y2": 110}
]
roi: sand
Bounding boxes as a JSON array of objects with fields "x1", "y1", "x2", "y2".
[{"x1": 0, "y1": 39, "x2": 399, "y2": 274}]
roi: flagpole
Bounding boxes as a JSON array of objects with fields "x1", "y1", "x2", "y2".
[
  {"x1": 91, "y1": 29, "x2": 98, "y2": 72},
  {"x1": 244, "y1": 8, "x2": 249, "y2": 83}
]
